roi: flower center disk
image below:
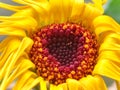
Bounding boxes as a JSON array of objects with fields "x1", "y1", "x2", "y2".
[{"x1": 29, "y1": 23, "x2": 98, "y2": 85}]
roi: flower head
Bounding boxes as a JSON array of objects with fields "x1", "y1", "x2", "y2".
[{"x1": 0, "y1": 0, "x2": 120, "y2": 90}]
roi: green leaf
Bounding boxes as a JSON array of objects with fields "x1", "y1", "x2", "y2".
[{"x1": 105, "y1": 0, "x2": 120, "y2": 23}]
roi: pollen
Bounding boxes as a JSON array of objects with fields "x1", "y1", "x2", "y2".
[{"x1": 29, "y1": 23, "x2": 98, "y2": 85}]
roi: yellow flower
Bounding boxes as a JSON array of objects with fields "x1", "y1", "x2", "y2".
[{"x1": 0, "y1": 0, "x2": 120, "y2": 90}]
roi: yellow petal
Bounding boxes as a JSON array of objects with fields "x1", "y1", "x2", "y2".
[
  {"x1": 39, "y1": 77, "x2": 48, "y2": 90},
  {"x1": 0, "y1": 37, "x2": 21, "y2": 69},
  {"x1": 50, "y1": 84, "x2": 57, "y2": 90},
  {"x1": 0, "y1": 27, "x2": 26, "y2": 36},
  {"x1": 13, "y1": 70, "x2": 37, "y2": 90},
  {"x1": 0, "y1": 36, "x2": 19, "y2": 52},
  {"x1": 79, "y1": 75, "x2": 107, "y2": 90},
  {"x1": 93, "y1": 32, "x2": 120, "y2": 81},
  {"x1": 91, "y1": 0, "x2": 104, "y2": 12},
  {"x1": 93, "y1": 15, "x2": 120, "y2": 38},
  {"x1": 0, "y1": 59, "x2": 35, "y2": 89},
  {"x1": 57, "y1": 83, "x2": 68, "y2": 90},
  {"x1": 0, "y1": 2, "x2": 27, "y2": 11},
  {"x1": 93, "y1": 54, "x2": 120, "y2": 81},
  {"x1": 0, "y1": 37, "x2": 33, "y2": 90},
  {"x1": 49, "y1": 0, "x2": 73, "y2": 23},
  {"x1": 70, "y1": 3, "x2": 102, "y2": 29},
  {"x1": 22, "y1": 0, "x2": 50, "y2": 27},
  {"x1": 22, "y1": 77, "x2": 40, "y2": 90},
  {"x1": 99, "y1": 33, "x2": 120, "y2": 52},
  {"x1": 67, "y1": 79, "x2": 83, "y2": 90},
  {"x1": 13, "y1": 0, "x2": 50, "y2": 28},
  {"x1": 11, "y1": 0, "x2": 51, "y2": 28},
  {"x1": 70, "y1": 0, "x2": 85, "y2": 23},
  {"x1": 49, "y1": 0, "x2": 63, "y2": 23},
  {"x1": 0, "y1": 16, "x2": 28, "y2": 21},
  {"x1": 60, "y1": 0, "x2": 75, "y2": 22},
  {"x1": 0, "y1": 16, "x2": 37, "y2": 35},
  {"x1": 80, "y1": 4, "x2": 102, "y2": 28},
  {"x1": 66, "y1": 75, "x2": 107, "y2": 90},
  {"x1": 0, "y1": 52, "x2": 14, "y2": 90},
  {"x1": 12, "y1": 0, "x2": 30, "y2": 5},
  {"x1": 50, "y1": 83, "x2": 68, "y2": 90}
]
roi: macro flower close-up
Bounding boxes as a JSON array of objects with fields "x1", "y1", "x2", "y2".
[{"x1": 0, "y1": 0, "x2": 120, "y2": 90}]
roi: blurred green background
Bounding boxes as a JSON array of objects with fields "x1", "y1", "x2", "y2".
[
  {"x1": 0, "y1": 0, "x2": 119, "y2": 90},
  {"x1": 104, "y1": 0, "x2": 120, "y2": 23}
]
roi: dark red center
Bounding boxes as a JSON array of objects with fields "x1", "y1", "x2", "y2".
[{"x1": 29, "y1": 23, "x2": 98, "y2": 85}]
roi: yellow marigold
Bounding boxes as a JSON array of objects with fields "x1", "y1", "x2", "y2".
[{"x1": 0, "y1": 0, "x2": 120, "y2": 90}]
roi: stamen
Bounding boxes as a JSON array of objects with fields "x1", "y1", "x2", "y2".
[{"x1": 29, "y1": 23, "x2": 98, "y2": 85}]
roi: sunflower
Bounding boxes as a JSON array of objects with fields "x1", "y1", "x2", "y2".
[{"x1": 0, "y1": 0, "x2": 120, "y2": 90}]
